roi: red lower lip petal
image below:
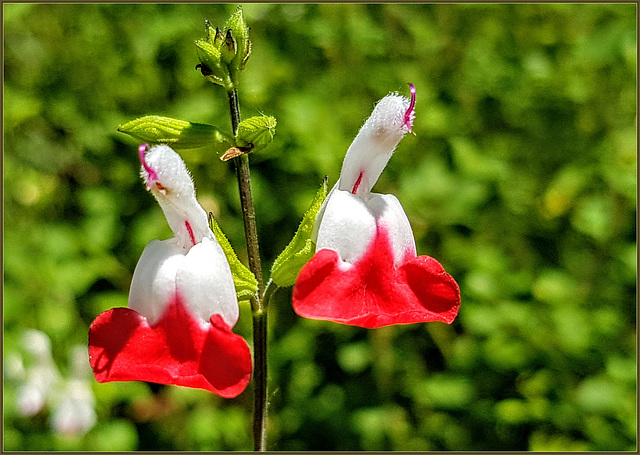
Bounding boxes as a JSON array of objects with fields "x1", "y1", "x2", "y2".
[
  {"x1": 88, "y1": 296, "x2": 252, "y2": 397},
  {"x1": 292, "y1": 226, "x2": 460, "y2": 328}
]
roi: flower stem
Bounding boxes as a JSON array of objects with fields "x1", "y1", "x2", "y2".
[
  {"x1": 227, "y1": 87, "x2": 268, "y2": 452},
  {"x1": 235, "y1": 154, "x2": 264, "y2": 293}
]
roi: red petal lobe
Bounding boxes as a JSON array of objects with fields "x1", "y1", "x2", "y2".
[
  {"x1": 293, "y1": 227, "x2": 460, "y2": 328},
  {"x1": 88, "y1": 297, "x2": 251, "y2": 397}
]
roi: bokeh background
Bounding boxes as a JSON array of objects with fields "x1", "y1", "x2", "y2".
[{"x1": 3, "y1": 3, "x2": 636, "y2": 451}]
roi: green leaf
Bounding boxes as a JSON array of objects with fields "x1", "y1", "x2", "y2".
[
  {"x1": 271, "y1": 177, "x2": 329, "y2": 287},
  {"x1": 118, "y1": 115, "x2": 233, "y2": 153},
  {"x1": 208, "y1": 213, "x2": 258, "y2": 302},
  {"x1": 236, "y1": 115, "x2": 276, "y2": 151}
]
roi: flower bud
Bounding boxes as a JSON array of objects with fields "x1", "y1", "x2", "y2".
[
  {"x1": 224, "y1": 6, "x2": 251, "y2": 75},
  {"x1": 203, "y1": 19, "x2": 223, "y2": 47},
  {"x1": 220, "y1": 29, "x2": 237, "y2": 66},
  {"x1": 195, "y1": 39, "x2": 233, "y2": 90},
  {"x1": 196, "y1": 7, "x2": 251, "y2": 90}
]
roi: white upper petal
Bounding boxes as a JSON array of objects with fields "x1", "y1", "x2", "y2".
[
  {"x1": 313, "y1": 187, "x2": 417, "y2": 267},
  {"x1": 313, "y1": 90, "x2": 417, "y2": 267},
  {"x1": 128, "y1": 238, "x2": 185, "y2": 325},
  {"x1": 142, "y1": 145, "x2": 195, "y2": 195},
  {"x1": 366, "y1": 193, "x2": 417, "y2": 266},
  {"x1": 132, "y1": 145, "x2": 238, "y2": 328},
  {"x1": 315, "y1": 187, "x2": 376, "y2": 266},
  {"x1": 338, "y1": 94, "x2": 411, "y2": 196},
  {"x1": 142, "y1": 145, "x2": 212, "y2": 249},
  {"x1": 176, "y1": 236, "x2": 239, "y2": 328},
  {"x1": 128, "y1": 236, "x2": 239, "y2": 328}
]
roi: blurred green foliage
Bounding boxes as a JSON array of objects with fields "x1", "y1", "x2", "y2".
[{"x1": 4, "y1": 3, "x2": 636, "y2": 451}]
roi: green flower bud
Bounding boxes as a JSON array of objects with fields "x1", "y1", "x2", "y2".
[
  {"x1": 209, "y1": 213, "x2": 258, "y2": 302},
  {"x1": 224, "y1": 6, "x2": 251, "y2": 75},
  {"x1": 118, "y1": 115, "x2": 233, "y2": 153},
  {"x1": 236, "y1": 115, "x2": 276, "y2": 151},
  {"x1": 271, "y1": 177, "x2": 329, "y2": 287},
  {"x1": 196, "y1": 7, "x2": 251, "y2": 90},
  {"x1": 220, "y1": 28, "x2": 237, "y2": 66},
  {"x1": 195, "y1": 38, "x2": 232, "y2": 90},
  {"x1": 203, "y1": 19, "x2": 224, "y2": 47}
]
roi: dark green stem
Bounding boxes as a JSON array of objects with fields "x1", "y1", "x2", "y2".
[
  {"x1": 250, "y1": 294, "x2": 267, "y2": 451},
  {"x1": 227, "y1": 87, "x2": 268, "y2": 452},
  {"x1": 235, "y1": 154, "x2": 264, "y2": 294}
]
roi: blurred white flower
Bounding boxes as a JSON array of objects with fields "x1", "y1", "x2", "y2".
[
  {"x1": 15, "y1": 330, "x2": 60, "y2": 417},
  {"x1": 51, "y1": 378, "x2": 97, "y2": 437},
  {"x1": 8, "y1": 329, "x2": 97, "y2": 437}
]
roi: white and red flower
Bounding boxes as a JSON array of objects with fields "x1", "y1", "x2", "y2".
[
  {"x1": 88, "y1": 144, "x2": 251, "y2": 398},
  {"x1": 293, "y1": 85, "x2": 460, "y2": 328}
]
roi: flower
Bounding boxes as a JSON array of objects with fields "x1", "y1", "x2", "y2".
[
  {"x1": 12, "y1": 330, "x2": 61, "y2": 418},
  {"x1": 7, "y1": 330, "x2": 97, "y2": 437},
  {"x1": 50, "y1": 346, "x2": 97, "y2": 437},
  {"x1": 88, "y1": 144, "x2": 252, "y2": 398},
  {"x1": 292, "y1": 85, "x2": 460, "y2": 328}
]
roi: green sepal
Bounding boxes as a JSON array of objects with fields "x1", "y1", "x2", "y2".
[
  {"x1": 220, "y1": 28, "x2": 237, "y2": 66},
  {"x1": 208, "y1": 213, "x2": 258, "y2": 302},
  {"x1": 195, "y1": 39, "x2": 233, "y2": 90},
  {"x1": 224, "y1": 6, "x2": 251, "y2": 79},
  {"x1": 203, "y1": 19, "x2": 223, "y2": 47},
  {"x1": 236, "y1": 115, "x2": 276, "y2": 151},
  {"x1": 271, "y1": 177, "x2": 329, "y2": 287},
  {"x1": 118, "y1": 115, "x2": 234, "y2": 153},
  {"x1": 196, "y1": 7, "x2": 250, "y2": 90}
]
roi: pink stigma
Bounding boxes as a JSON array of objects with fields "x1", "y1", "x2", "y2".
[
  {"x1": 404, "y1": 83, "x2": 416, "y2": 133},
  {"x1": 138, "y1": 143, "x2": 159, "y2": 190}
]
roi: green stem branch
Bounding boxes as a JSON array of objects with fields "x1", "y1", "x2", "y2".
[{"x1": 227, "y1": 87, "x2": 268, "y2": 452}]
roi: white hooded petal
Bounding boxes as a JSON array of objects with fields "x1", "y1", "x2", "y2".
[
  {"x1": 176, "y1": 236, "x2": 239, "y2": 328},
  {"x1": 141, "y1": 145, "x2": 213, "y2": 249},
  {"x1": 315, "y1": 187, "x2": 377, "y2": 266},
  {"x1": 338, "y1": 94, "x2": 412, "y2": 196},
  {"x1": 128, "y1": 238, "x2": 185, "y2": 325},
  {"x1": 366, "y1": 193, "x2": 417, "y2": 266},
  {"x1": 130, "y1": 145, "x2": 240, "y2": 329}
]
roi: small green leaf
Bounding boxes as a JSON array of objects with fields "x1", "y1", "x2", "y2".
[
  {"x1": 118, "y1": 115, "x2": 233, "y2": 153},
  {"x1": 271, "y1": 177, "x2": 329, "y2": 287},
  {"x1": 236, "y1": 115, "x2": 276, "y2": 151},
  {"x1": 208, "y1": 213, "x2": 258, "y2": 302}
]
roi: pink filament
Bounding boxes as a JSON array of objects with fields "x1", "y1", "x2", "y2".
[
  {"x1": 138, "y1": 144, "x2": 159, "y2": 189},
  {"x1": 352, "y1": 172, "x2": 364, "y2": 195},
  {"x1": 404, "y1": 83, "x2": 416, "y2": 133},
  {"x1": 185, "y1": 221, "x2": 196, "y2": 246}
]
